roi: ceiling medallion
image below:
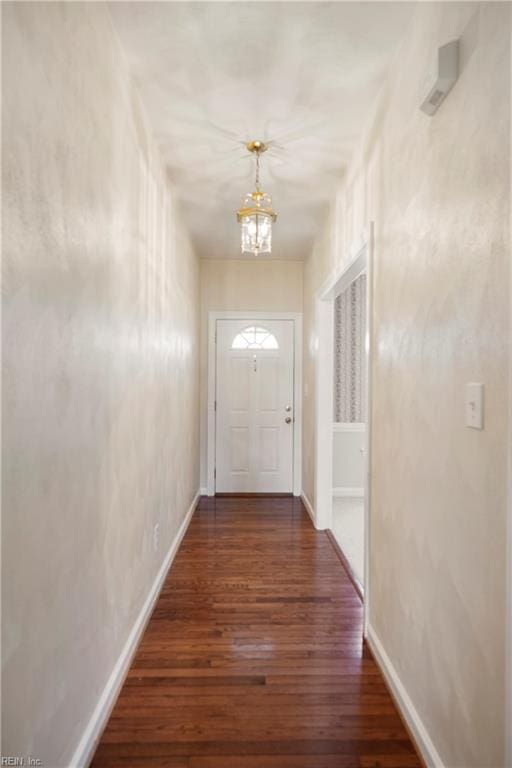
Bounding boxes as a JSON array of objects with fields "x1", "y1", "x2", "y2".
[{"x1": 236, "y1": 140, "x2": 277, "y2": 256}]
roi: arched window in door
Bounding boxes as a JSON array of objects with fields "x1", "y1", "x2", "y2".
[{"x1": 231, "y1": 326, "x2": 279, "y2": 350}]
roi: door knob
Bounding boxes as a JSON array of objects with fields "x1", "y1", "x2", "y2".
[
  {"x1": 285, "y1": 405, "x2": 292, "y2": 412},
  {"x1": 285, "y1": 416, "x2": 292, "y2": 424}
]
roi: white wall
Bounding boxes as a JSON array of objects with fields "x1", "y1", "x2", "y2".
[
  {"x1": 2, "y1": 4, "x2": 200, "y2": 765},
  {"x1": 199, "y1": 258, "x2": 303, "y2": 488},
  {"x1": 303, "y1": 3, "x2": 510, "y2": 765},
  {"x1": 332, "y1": 426, "x2": 365, "y2": 491}
]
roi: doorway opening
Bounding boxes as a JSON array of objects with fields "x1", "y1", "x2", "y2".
[
  {"x1": 331, "y1": 272, "x2": 367, "y2": 594},
  {"x1": 314, "y1": 226, "x2": 373, "y2": 634}
]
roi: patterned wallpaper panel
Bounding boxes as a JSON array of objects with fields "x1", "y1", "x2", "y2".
[{"x1": 334, "y1": 273, "x2": 367, "y2": 422}]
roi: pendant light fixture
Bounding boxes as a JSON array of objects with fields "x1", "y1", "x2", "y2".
[{"x1": 236, "y1": 141, "x2": 277, "y2": 255}]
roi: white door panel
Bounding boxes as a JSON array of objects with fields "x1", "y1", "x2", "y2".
[
  {"x1": 229, "y1": 357, "x2": 251, "y2": 411},
  {"x1": 230, "y1": 427, "x2": 250, "y2": 472},
  {"x1": 216, "y1": 319, "x2": 294, "y2": 493},
  {"x1": 259, "y1": 427, "x2": 279, "y2": 471},
  {"x1": 258, "y1": 358, "x2": 279, "y2": 411}
]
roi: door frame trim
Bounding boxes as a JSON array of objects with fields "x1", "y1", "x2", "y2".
[
  {"x1": 314, "y1": 223, "x2": 374, "y2": 637},
  {"x1": 207, "y1": 311, "x2": 303, "y2": 497}
]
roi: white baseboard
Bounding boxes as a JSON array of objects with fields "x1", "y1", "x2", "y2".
[
  {"x1": 333, "y1": 486, "x2": 364, "y2": 498},
  {"x1": 71, "y1": 490, "x2": 201, "y2": 768},
  {"x1": 300, "y1": 492, "x2": 316, "y2": 525},
  {"x1": 367, "y1": 625, "x2": 444, "y2": 768},
  {"x1": 199, "y1": 487, "x2": 208, "y2": 496}
]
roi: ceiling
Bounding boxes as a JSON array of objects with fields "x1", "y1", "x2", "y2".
[{"x1": 109, "y1": 2, "x2": 414, "y2": 260}]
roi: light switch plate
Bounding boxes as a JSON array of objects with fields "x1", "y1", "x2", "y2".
[{"x1": 465, "y1": 383, "x2": 484, "y2": 430}]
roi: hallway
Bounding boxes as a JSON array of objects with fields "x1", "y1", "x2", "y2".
[
  {"x1": 91, "y1": 496, "x2": 420, "y2": 767},
  {"x1": 3, "y1": 2, "x2": 511, "y2": 765}
]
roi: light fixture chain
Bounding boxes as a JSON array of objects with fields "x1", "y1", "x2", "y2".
[{"x1": 255, "y1": 151, "x2": 260, "y2": 191}]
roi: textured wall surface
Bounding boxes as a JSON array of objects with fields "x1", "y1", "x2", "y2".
[
  {"x1": 334, "y1": 274, "x2": 367, "y2": 423},
  {"x1": 302, "y1": 215, "x2": 333, "y2": 506},
  {"x1": 2, "y1": 4, "x2": 200, "y2": 765},
  {"x1": 303, "y1": 3, "x2": 510, "y2": 765},
  {"x1": 199, "y1": 258, "x2": 303, "y2": 488}
]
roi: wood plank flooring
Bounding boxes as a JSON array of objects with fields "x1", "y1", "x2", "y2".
[{"x1": 92, "y1": 496, "x2": 421, "y2": 768}]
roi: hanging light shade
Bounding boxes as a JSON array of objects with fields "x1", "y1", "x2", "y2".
[{"x1": 236, "y1": 141, "x2": 277, "y2": 255}]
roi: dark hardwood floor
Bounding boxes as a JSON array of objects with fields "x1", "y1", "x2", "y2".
[{"x1": 92, "y1": 496, "x2": 421, "y2": 768}]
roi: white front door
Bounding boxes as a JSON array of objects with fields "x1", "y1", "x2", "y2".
[{"x1": 215, "y1": 319, "x2": 294, "y2": 493}]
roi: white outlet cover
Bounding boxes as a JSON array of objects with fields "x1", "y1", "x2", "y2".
[{"x1": 465, "y1": 383, "x2": 484, "y2": 430}]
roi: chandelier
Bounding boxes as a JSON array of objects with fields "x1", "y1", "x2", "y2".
[{"x1": 236, "y1": 141, "x2": 277, "y2": 255}]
